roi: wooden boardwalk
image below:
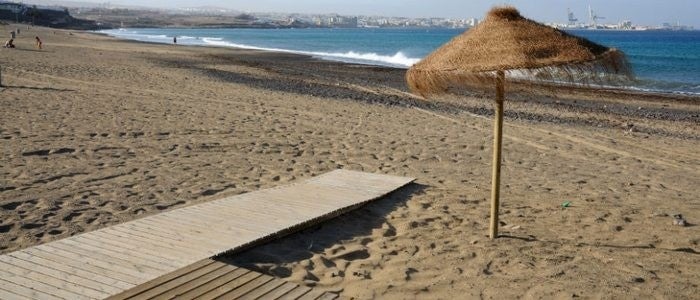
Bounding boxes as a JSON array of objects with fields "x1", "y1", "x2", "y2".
[
  {"x1": 107, "y1": 258, "x2": 341, "y2": 300},
  {"x1": 0, "y1": 170, "x2": 414, "y2": 299}
]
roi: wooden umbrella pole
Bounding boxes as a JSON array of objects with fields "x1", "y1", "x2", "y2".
[{"x1": 489, "y1": 70, "x2": 505, "y2": 239}]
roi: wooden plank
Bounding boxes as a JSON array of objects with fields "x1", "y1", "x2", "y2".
[
  {"x1": 0, "y1": 170, "x2": 414, "y2": 299},
  {"x1": 34, "y1": 243, "x2": 148, "y2": 284},
  {"x1": 106, "y1": 226, "x2": 215, "y2": 256},
  {"x1": 195, "y1": 271, "x2": 262, "y2": 300},
  {"x1": 148, "y1": 263, "x2": 237, "y2": 300},
  {"x1": 252, "y1": 189, "x2": 350, "y2": 210},
  {"x1": 167, "y1": 198, "x2": 292, "y2": 220},
  {"x1": 113, "y1": 219, "x2": 243, "y2": 251},
  {"x1": 70, "y1": 235, "x2": 184, "y2": 269},
  {"x1": 170, "y1": 207, "x2": 298, "y2": 234},
  {"x1": 97, "y1": 228, "x2": 204, "y2": 259},
  {"x1": 257, "y1": 282, "x2": 299, "y2": 300},
  {"x1": 311, "y1": 170, "x2": 412, "y2": 189},
  {"x1": 243, "y1": 188, "x2": 348, "y2": 209},
  {"x1": 281, "y1": 185, "x2": 374, "y2": 208},
  {"x1": 214, "y1": 274, "x2": 275, "y2": 299},
  {"x1": 247, "y1": 195, "x2": 353, "y2": 217},
  {"x1": 107, "y1": 259, "x2": 216, "y2": 300},
  {"x1": 176, "y1": 268, "x2": 255, "y2": 299},
  {"x1": 194, "y1": 199, "x2": 317, "y2": 221},
  {"x1": 0, "y1": 278, "x2": 60, "y2": 300},
  {"x1": 129, "y1": 263, "x2": 233, "y2": 300},
  {"x1": 177, "y1": 210, "x2": 300, "y2": 234},
  {"x1": 236, "y1": 278, "x2": 286, "y2": 300},
  {"x1": 0, "y1": 266, "x2": 91, "y2": 300},
  {"x1": 174, "y1": 204, "x2": 295, "y2": 228},
  {"x1": 39, "y1": 243, "x2": 162, "y2": 279},
  {"x1": 110, "y1": 223, "x2": 238, "y2": 263},
  {"x1": 0, "y1": 287, "x2": 30, "y2": 300},
  {"x1": 57, "y1": 237, "x2": 174, "y2": 273},
  {"x1": 197, "y1": 200, "x2": 312, "y2": 219},
  {"x1": 7, "y1": 251, "x2": 134, "y2": 290},
  {"x1": 316, "y1": 293, "x2": 339, "y2": 300},
  {"x1": 187, "y1": 204, "x2": 319, "y2": 232},
  {"x1": 0, "y1": 254, "x2": 122, "y2": 295},
  {"x1": 297, "y1": 288, "x2": 329, "y2": 300},
  {"x1": 20, "y1": 247, "x2": 142, "y2": 285},
  {"x1": 135, "y1": 215, "x2": 261, "y2": 243},
  {"x1": 277, "y1": 286, "x2": 313, "y2": 300},
  {"x1": 116, "y1": 220, "x2": 235, "y2": 250}
]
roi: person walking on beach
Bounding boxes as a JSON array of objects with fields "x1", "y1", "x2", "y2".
[
  {"x1": 173, "y1": 36, "x2": 177, "y2": 44},
  {"x1": 35, "y1": 36, "x2": 42, "y2": 49},
  {"x1": 10, "y1": 31, "x2": 15, "y2": 39}
]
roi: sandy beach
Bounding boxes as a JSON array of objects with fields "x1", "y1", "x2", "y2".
[{"x1": 1, "y1": 24, "x2": 699, "y2": 299}]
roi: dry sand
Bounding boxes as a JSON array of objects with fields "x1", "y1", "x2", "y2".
[{"x1": 1, "y1": 24, "x2": 699, "y2": 299}]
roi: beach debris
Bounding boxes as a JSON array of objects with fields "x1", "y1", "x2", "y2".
[
  {"x1": 672, "y1": 214, "x2": 687, "y2": 227},
  {"x1": 352, "y1": 270, "x2": 372, "y2": 279},
  {"x1": 630, "y1": 276, "x2": 645, "y2": 283},
  {"x1": 651, "y1": 211, "x2": 669, "y2": 217},
  {"x1": 562, "y1": 201, "x2": 572, "y2": 208},
  {"x1": 330, "y1": 270, "x2": 345, "y2": 278},
  {"x1": 503, "y1": 224, "x2": 521, "y2": 231},
  {"x1": 404, "y1": 267, "x2": 419, "y2": 280}
]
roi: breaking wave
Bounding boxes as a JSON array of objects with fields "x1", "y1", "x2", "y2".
[{"x1": 200, "y1": 37, "x2": 419, "y2": 68}]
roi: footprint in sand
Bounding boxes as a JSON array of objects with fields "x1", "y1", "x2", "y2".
[
  {"x1": 0, "y1": 186, "x2": 17, "y2": 192},
  {"x1": 21, "y1": 222, "x2": 45, "y2": 230},
  {"x1": 62, "y1": 212, "x2": 82, "y2": 222},
  {"x1": 155, "y1": 200, "x2": 186, "y2": 210},
  {"x1": 0, "y1": 223, "x2": 14, "y2": 233},
  {"x1": 335, "y1": 249, "x2": 370, "y2": 261},
  {"x1": 48, "y1": 229, "x2": 63, "y2": 235},
  {"x1": 1, "y1": 201, "x2": 22, "y2": 211},
  {"x1": 378, "y1": 223, "x2": 397, "y2": 237}
]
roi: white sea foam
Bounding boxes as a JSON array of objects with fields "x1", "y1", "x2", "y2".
[
  {"x1": 201, "y1": 37, "x2": 419, "y2": 67},
  {"x1": 100, "y1": 30, "x2": 418, "y2": 68}
]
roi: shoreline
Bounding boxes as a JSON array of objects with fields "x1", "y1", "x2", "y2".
[
  {"x1": 97, "y1": 29, "x2": 421, "y2": 69},
  {"x1": 98, "y1": 27, "x2": 700, "y2": 97},
  {"x1": 1, "y1": 24, "x2": 699, "y2": 299}
]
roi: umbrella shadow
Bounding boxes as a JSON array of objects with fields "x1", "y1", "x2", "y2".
[{"x1": 215, "y1": 183, "x2": 428, "y2": 277}]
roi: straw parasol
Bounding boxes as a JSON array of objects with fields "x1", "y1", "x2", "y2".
[{"x1": 406, "y1": 7, "x2": 632, "y2": 239}]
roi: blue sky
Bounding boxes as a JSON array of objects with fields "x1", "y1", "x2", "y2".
[{"x1": 80, "y1": 0, "x2": 699, "y2": 27}]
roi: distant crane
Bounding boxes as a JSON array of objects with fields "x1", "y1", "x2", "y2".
[
  {"x1": 567, "y1": 8, "x2": 578, "y2": 26},
  {"x1": 588, "y1": 5, "x2": 605, "y2": 28}
]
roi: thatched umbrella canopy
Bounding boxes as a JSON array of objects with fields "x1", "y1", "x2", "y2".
[{"x1": 406, "y1": 7, "x2": 633, "y2": 239}]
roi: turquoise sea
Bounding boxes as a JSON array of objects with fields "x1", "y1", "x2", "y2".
[{"x1": 102, "y1": 28, "x2": 700, "y2": 95}]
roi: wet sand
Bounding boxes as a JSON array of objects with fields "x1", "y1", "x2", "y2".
[{"x1": 1, "y1": 24, "x2": 699, "y2": 299}]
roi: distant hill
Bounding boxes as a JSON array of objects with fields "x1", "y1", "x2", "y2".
[
  {"x1": 0, "y1": 1, "x2": 107, "y2": 30},
  {"x1": 70, "y1": 7, "x2": 311, "y2": 29}
]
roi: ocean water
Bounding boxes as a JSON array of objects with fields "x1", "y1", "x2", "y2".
[{"x1": 101, "y1": 27, "x2": 700, "y2": 95}]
